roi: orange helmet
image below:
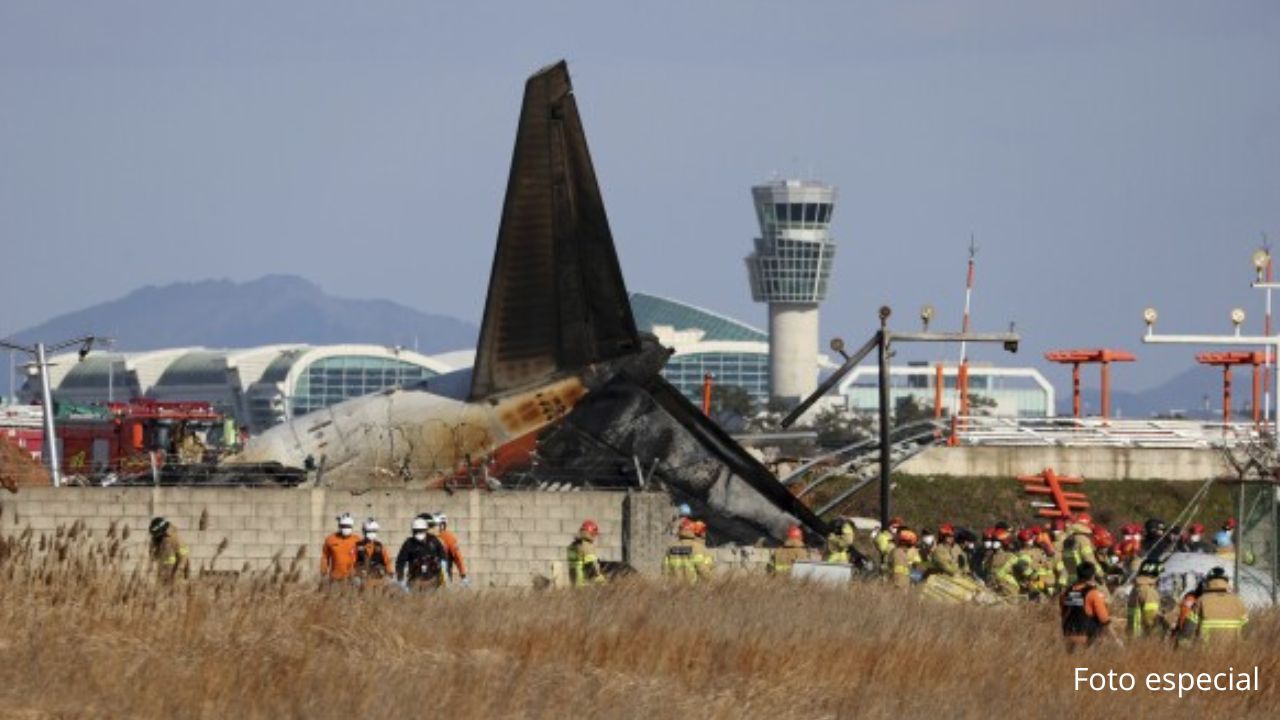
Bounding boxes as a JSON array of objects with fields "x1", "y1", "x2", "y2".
[
  {"x1": 678, "y1": 517, "x2": 694, "y2": 531},
  {"x1": 691, "y1": 520, "x2": 707, "y2": 538},
  {"x1": 938, "y1": 522, "x2": 955, "y2": 537},
  {"x1": 897, "y1": 529, "x2": 918, "y2": 546},
  {"x1": 1092, "y1": 527, "x2": 1114, "y2": 550},
  {"x1": 888, "y1": 516, "x2": 905, "y2": 529},
  {"x1": 993, "y1": 528, "x2": 1013, "y2": 547},
  {"x1": 785, "y1": 525, "x2": 803, "y2": 541},
  {"x1": 580, "y1": 520, "x2": 599, "y2": 537}
]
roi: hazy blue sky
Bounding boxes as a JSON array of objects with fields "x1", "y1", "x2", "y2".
[{"x1": 2, "y1": 2, "x2": 1277, "y2": 392}]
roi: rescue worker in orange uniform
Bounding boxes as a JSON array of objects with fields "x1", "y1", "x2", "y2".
[
  {"x1": 887, "y1": 527, "x2": 923, "y2": 589},
  {"x1": 1187, "y1": 566, "x2": 1249, "y2": 643},
  {"x1": 321, "y1": 513, "x2": 360, "y2": 582},
  {"x1": 1059, "y1": 561, "x2": 1112, "y2": 650},
  {"x1": 1126, "y1": 560, "x2": 1162, "y2": 638},
  {"x1": 436, "y1": 513, "x2": 468, "y2": 586},
  {"x1": 567, "y1": 520, "x2": 606, "y2": 587},
  {"x1": 1169, "y1": 582, "x2": 1202, "y2": 648},
  {"x1": 768, "y1": 525, "x2": 810, "y2": 576},
  {"x1": 353, "y1": 518, "x2": 393, "y2": 585}
]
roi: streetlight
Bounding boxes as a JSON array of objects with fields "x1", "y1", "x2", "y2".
[
  {"x1": 781, "y1": 305, "x2": 1019, "y2": 526},
  {"x1": 0, "y1": 335, "x2": 107, "y2": 487}
]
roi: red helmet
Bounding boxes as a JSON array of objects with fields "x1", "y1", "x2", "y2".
[
  {"x1": 580, "y1": 520, "x2": 599, "y2": 537},
  {"x1": 1092, "y1": 527, "x2": 1114, "y2": 550},
  {"x1": 785, "y1": 525, "x2": 803, "y2": 541},
  {"x1": 691, "y1": 521, "x2": 707, "y2": 538},
  {"x1": 938, "y1": 522, "x2": 955, "y2": 537},
  {"x1": 1017, "y1": 528, "x2": 1037, "y2": 544},
  {"x1": 1224, "y1": 518, "x2": 1238, "y2": 530},
  {"x1": 888, "y1": 516, "x2": 905, "y2": 529},
  {"x1": 993, "y1": 528, "x2": 1013, "y2": 547},
  {"x1": 982, "y1": 527, "x2": 996, "y2": 541},
  {"x1": 1121, "y1": 523, "x2": 1140, "y2": 536},
  {"x1": 1188, "y1": 522, "x2": 1205, "y2": 535},
  {"x1": 678, "y1": 517, "x2": 694, "y2": 531},
  {"x1": 1052, "y1": 518, "x2": 1067, "y2": 532},
  {"x1": 1073, "y1": 513, "x2": 1093, "y2": 527},
  {"x1": 897, "y1": 529, "x2": 919, "y2": 546}
]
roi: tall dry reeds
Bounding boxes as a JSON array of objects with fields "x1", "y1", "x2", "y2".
[{"x1": 0, "y1": 525, "x2": 1276, "y2": 719}]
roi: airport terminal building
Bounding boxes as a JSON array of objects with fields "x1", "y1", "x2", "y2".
[{"x1": 22, "y1": 345, "x2": 456, "y2": 434}]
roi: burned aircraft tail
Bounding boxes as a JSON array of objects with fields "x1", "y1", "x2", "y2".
[{"x1": 470, "y1": 61, "x2": 640, "y2": 402}]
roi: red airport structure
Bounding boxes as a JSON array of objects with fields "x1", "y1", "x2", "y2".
[
  {"x1": 1018, "y1": 467, "x2": 1090, "y2": 519},
  {"x1": 1044, "y1": 349, "x2": 1136, "y2": 420},
  {"x1": 1195, "y1": 351, "x2": 1266, "y2": 425}
]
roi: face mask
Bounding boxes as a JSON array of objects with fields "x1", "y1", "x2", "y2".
[
  {"x1": 414, "y1": 532, "x2": 427, "y2": 541},
  {"x1": 339, "y1": 527, "x2": 352, "y2": 537},
  {"x1": 366, "y1": 532, "x2": 378, "y2": 541}
]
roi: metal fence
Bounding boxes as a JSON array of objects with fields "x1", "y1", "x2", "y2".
[{"x1": 952, "y1": 416, "x2": 1267, "y2": 449}]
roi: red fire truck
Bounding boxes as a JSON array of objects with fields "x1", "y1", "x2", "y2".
[{"x1": 56, "y1": 399, "x2": 230, "y2": 477}]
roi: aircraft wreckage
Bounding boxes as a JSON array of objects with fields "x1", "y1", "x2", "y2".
[{"x1": 231, "y1": 60, "x2": 826, "y2": 542}]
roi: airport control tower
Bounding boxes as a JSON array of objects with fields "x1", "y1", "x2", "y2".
[{"x1": 745, "y1": 179, "x2": 837, "y2": 404}]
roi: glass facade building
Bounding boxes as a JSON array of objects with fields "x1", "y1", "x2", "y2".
[{"x1": 631, "y1": 293, "x2": 772, "y2": 405}]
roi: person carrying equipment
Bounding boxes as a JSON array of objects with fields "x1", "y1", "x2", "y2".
[
  {"x1": 395, "y1": 517, "x2": 448, "y2": 590},
  {"x1": 1060, "y1": 562, "x2": 1113, "y2": 650},
  {"x1": 354, "y1": 518, "x2": 393, "y2": 584},
  {"x1": 1187, "y1": 566, "x2": 1248, "y2": 644},
  {"x1": 1127, "y1": 560, "x2": 1163, "y2": 638},
  {"x1": 768, "y1": 525, "x2": 811, "y2": 576},
  {"x1": 321, "y1": 513, "x2": 360, "y2": 582},
  {"x1": 149, "y1": 517, "x2": 190, "y2": 582},
  {"x1": 567, "y1": 520, "x2": 606, "y2": 587},
  {"x1": 824, "y1": 517, "x2": 856, "y2": 564}
]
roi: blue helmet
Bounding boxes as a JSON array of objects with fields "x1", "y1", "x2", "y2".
[{"x1": 677, "y1": 503, "x2": 692, "y2": 517}]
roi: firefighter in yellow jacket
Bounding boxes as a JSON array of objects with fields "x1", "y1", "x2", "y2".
[
  {"x1": 768, "y1": 525, "x2": 811, "y2": 576},
  {"x1": 887, "y1": 528, "x2": 923, "y2": 589},
  {"x1": 825, "y1": 518, "x2": 855, "y2": 563},
  {"x1": 988, "y1": 528, "x2": 1021, "y2": 597},
  {"x1": 567, "y1": 520, "x2": 606, "y2": 587},
  {"x1": 1187, "y1": 566, "x2": 1248, "y2": 643},
  {"x1": 149, "y1": 517, "x2": 189, "y2": 582},
  {"x1": 1062, "y1": 514, "x2": 1098, "y2": 584},
  {"x1": 1127, "y1": 560, "x2": 1163, "y2": 638},
  {"x1": 664, "y1": 518, "x2": 713, "y2": 583},
  {"x1": 928, "y1": 523, "x2": 965, "y2": 577}
]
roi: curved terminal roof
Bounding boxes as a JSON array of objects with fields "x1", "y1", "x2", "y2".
[{"x1": 631, "y1": 293, "x2": 766, "y2": 343}]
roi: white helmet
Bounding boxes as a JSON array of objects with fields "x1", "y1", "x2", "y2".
[
  {"x1": 437, "y1": 513, "x2": 448, "y2": 526},
  {"x1": 411, "y1": 517, "x2": 429, "y2": 532},
  {"x1": 362, "y1": 518, "x2": 380, "y2": 534},
  {"x1": 337, "y1": 513, "x2": 354, "y2": 528}
]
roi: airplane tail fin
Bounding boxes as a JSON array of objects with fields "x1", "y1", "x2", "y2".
[{"x1": 469, "y1": 61, "x2": 640, "y2": 401}]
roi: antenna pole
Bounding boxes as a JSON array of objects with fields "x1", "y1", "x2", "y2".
[{"x1": 954, "y1": 236, "x2": 977, "y2": 417}]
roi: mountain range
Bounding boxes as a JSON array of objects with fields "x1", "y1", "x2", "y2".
[{"x1": 6, "y1": 275, "x2": 477, "y2": 355}]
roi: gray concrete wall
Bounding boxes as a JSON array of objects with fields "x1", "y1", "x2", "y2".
[
  {"x1": 899, "y1": 445, "x2": 1232, "y2": 481},
  {"x1": 0, "y1": 488, "x2": 676, "y2": 588}
]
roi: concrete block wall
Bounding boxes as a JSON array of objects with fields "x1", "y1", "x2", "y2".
[
  {"x1": 0, "y1": 488, "x2": 672, "y2": 588},
  {"x1": 899, "y1": 445, "x2": 1232, "y2": 482}
]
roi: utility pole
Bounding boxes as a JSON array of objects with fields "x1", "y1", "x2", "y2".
[
  {"x1": 0, "y1": 335, "x2": 106, "y2": 487},
  {"x1": 783, "y1": 306, "x2": 1019, "y2": 526}
]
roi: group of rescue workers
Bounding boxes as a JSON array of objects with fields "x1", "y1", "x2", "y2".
[
  {"x1": 145, "y1": 503, "x2": 1252, "y2": 649},
  {"x1": 805, "y1": 512, "x2": 1251, "y2": 649}
]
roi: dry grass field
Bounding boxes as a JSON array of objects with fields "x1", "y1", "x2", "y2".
[{"x1": 1, "y1": 523, "x2": 1277, "y2": 719}]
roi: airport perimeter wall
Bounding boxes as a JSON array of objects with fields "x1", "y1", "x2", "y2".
[
  {"x1": 0, "y1": 487, "x2": 677, "y2": 588},
  {"x1": 899, "y1": 445, "x2": 1232, "y2": 481}
]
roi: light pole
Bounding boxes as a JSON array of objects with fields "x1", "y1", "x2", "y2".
[
  {"x1": 1252, "y1": 246, "x2": 1276, "y2": 424},
  {"x1": 0, "y1": 335, "x2": 106, "y2": 487},
  {"x1": 782, "y1": 305, "x2": 1020, "y2": 526}
]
